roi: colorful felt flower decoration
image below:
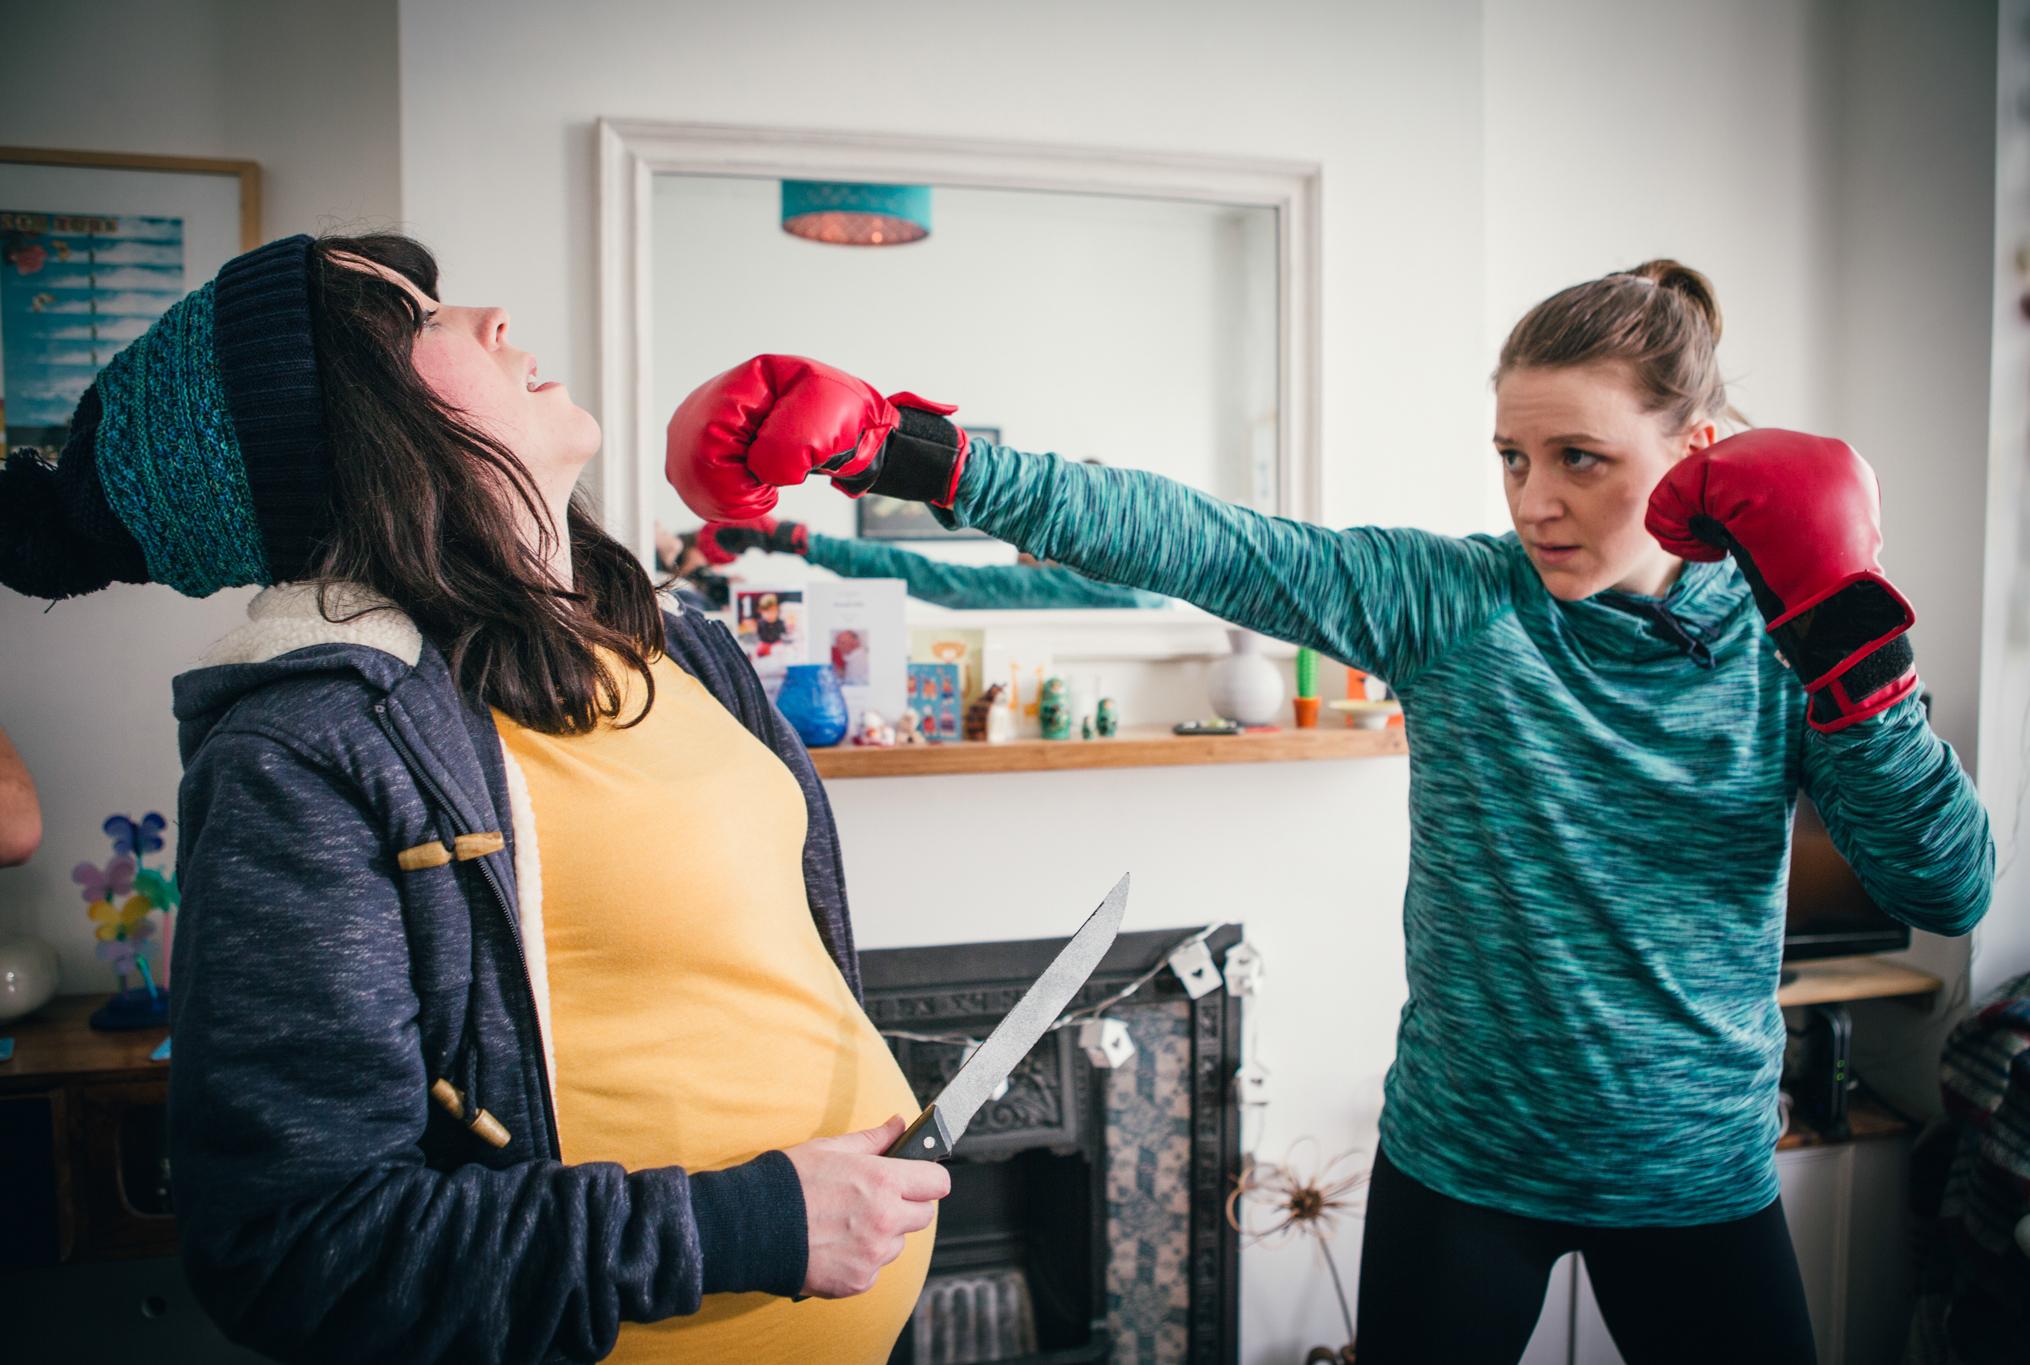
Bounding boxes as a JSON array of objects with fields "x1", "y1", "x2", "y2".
[
  {"x1": 134, "y1": 868, "x2": 179, "y2": 913},
  {"x1": 74, "y1": 855, "x2": 137, "y2": 904},
  {"x1": 89, "y1": 895, "x2": 157, "y2": 984},
  {"x1": 82, "y1": 813, "x2": 175, "y2": 996},
  {"x1": 96, "y1": 935, "x2": 149, "y2": 976},
  {"x1": 89, "y1": 893, "x2": 155, "y2": 940},
  {"x1": 104, "y1": 812, "x2": 167, "y2": 862}
]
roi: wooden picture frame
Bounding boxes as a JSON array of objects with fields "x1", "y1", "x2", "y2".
[
  {"x1": 598, "y1": 121, "x2": 1321, "y2": 560},
  {"x1": 0, "y1": 146, "x2": 260, "y2": 457}
]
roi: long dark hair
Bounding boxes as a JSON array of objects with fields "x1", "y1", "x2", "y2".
[{"x1": 305, "y1": 234, "x2": 662, "y2": 734}]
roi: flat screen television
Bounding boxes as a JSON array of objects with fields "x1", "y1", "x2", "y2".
[{"x1": 1784, "y1": 791, "x2": 1910, "y2": 964}]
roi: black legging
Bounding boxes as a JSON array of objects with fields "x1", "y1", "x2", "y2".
[{"x1": 1354, "y1": 1146, "x2": 1817, "y2": 1365}]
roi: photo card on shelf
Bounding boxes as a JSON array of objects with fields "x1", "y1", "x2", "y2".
[
  {"x1": 806, "y1": 578, "x2": 907, "y2": 732},
  {"x1": 907, "y1": 662, "x2": 963, "y2": 742},
  {"x1": 733, "y1": 586, "x2": 806, "y2": 699}
]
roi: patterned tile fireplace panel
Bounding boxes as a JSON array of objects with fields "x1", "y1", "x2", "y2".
[
  {"x1": 1104, "y1": 1003, "x2": 1193, "y2": 1362},
  {"x1": 863, "y1": 926, "x2": 1243, "y2": 1365}
]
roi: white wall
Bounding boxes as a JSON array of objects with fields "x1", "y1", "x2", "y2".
[
  {"x1": 1483, "y1": 0, "x2": 1845, "y2": 487},
  {"x1": 1832, "y1": 0, "x2": 1997, "y2": 771},
  {"x1": 1979, "y1": 0, "x2": 2030, "y2": 1000},
  {"x1": 0, "y1": 0, "x2": 402, "y2": 992},
  {"x1": 1832, "y1": 0, "x2": 2006, "y2": 1112}
]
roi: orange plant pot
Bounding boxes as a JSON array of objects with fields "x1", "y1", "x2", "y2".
[{"x1": 1292, "y1": 696, "x2": 1321, "y2": 729}]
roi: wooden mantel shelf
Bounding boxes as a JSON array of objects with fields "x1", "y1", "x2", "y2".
[
  {"x1": 808, "y1": 724, "x2": 1407, "y2": 778},
  {"x1": 1775, "y1": 955, "x2": 1941, "y2": 1009},
  {"x1": 1777, "y1": 1094, "x2": 1913, "y2": 1151}
]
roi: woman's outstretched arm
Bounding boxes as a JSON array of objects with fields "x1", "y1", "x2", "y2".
[
  {"x1": 807, "y1": 532, "x2": 1167, "y2": 610},
  {"x1": 938, "y1": 441, "x2": 1513, "y2": 686}
]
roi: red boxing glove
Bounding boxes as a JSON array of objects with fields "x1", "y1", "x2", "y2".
[
  {"x1": 695, "y1": 518, "x2": 809, "y2": 566},
  {"x1": 1646, "y1": 428, "x2": 1917, "y2": 732},
  {"x1": 666, "y1": 355, "x2": 967, "y2": 522}
]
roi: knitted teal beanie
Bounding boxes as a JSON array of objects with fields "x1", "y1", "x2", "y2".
[
  {"x1": 91, "y1": 281, "x2": 270, "y2": 594},
  {"x1": 0, "y1": 234, "x2": 329, "y2": 600}
]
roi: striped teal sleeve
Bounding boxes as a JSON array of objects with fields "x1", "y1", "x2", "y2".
[
  {"x1": 940, "y1": 441, "x2": 1513, "y2": 684},
  {"x1": 805, "y1": 533, "x2": 1165, "y2": 609},
  {"x1": 1798, "y1": 692, "x2": 1994, "y2": 936}
]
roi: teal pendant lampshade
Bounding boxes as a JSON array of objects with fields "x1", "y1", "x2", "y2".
[{"x1": 781, "y1": 181, "x2": 931, "y2": 246}]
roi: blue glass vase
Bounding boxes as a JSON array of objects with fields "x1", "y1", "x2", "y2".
[{"x1": 777, "y1": 664, "x2": 849, "y2": 747}]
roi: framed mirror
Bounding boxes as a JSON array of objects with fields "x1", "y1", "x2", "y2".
[{"x1": 598, "y1": 121, "x2": 1318, "y2": 648}]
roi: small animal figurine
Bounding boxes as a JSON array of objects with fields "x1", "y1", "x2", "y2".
[
  {"x1": 852, "y1": 710, "x2": 896, "y2": 747},
  {"x1": 896, "y1": 708, "x2": 929, "y2": 745},
  {"x1": 965, "y1": 682, "x2": 1006, "y2": 742},
  {"x1": 985, "y1": 694, "x2": 1018, "y2": 744}
]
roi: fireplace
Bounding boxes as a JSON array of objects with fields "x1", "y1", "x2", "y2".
[{"x1": 864, "y1": 925, "x2": 1245, "y2": 1364}]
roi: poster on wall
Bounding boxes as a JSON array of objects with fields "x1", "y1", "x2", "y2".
[
  {"x1": 0, "y1": 149, "x2": 257, "y2": 461},
  {"x1": 1, "y1": 213, "x2": 186, "y2": 455}
]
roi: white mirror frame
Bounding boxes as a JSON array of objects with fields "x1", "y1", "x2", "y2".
[{"x1": 597, "y1": 119, "x2": 1320, "y2": 658}]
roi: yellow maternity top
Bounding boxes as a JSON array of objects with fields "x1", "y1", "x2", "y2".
[{"x1": 495, "y1": 653, "x2": 931, "y2": 1362}]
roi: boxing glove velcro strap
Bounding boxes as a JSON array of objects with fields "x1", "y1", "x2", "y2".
[
  {"x1": 1767, "y1": 577, "x2": 1914, "y2": 687},
  {"x1": 837, "y1": 406, "x2": 967, "y2": 506},
  {"x1": 1807, "y1": 634, "x2": 1918, "y2": 731}
]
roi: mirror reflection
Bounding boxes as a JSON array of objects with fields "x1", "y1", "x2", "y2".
[{"x1": 649, "y1": 174, "x2": 1279, "y2": 610}]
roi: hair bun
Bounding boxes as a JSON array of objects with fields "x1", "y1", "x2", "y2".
[{"x1": 1620, "y1": 258, "x2": 1723, "y2": 343}]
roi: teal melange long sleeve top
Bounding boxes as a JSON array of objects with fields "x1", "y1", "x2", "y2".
[
  {"x1": 939, "y1": 441, "x2": 1994, "y2": 1226},
  {"x1": 805, "y1": 532, "x2": 1166, "y2": 610}
]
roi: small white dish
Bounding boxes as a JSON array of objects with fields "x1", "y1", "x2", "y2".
[{"x1": 1327, "y1": 699, "x2": 1402, "y2": 730}]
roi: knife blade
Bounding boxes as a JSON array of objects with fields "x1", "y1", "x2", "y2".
[{"x1": 884, "y1": 873, "x2": 1129, "y2": 1161}]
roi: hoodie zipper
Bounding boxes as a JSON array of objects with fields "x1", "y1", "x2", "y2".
[
  {"x1": 1595, "y1": 595, "x2": 1716, "y2": 669},
  {"x1": 375, "y1": 702, "x2": 562, "y2": 1161}
]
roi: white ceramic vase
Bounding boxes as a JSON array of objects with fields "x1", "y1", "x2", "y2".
[
  {"x1": 0, "y1": 933, "x2": 59, "y2": 1024},
  {"x1": 1206, "y1": 629, "x2": 1285, "y2": 726}
]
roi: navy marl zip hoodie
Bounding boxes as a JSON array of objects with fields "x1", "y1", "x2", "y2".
[{"x1": 167, "y1": 584, "x2": 857, "y2": 1363}]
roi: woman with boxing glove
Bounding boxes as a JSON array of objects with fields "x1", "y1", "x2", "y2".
[
  {"x1": 0, "y1": 234, "x2": 947, "y2": 1363},
  {"x1": 672, "y1": 506, "x2": 1164, "y2": 610},
  {"x1": 664, "y1": 261, "x2": 1994, "y2": 1365}
]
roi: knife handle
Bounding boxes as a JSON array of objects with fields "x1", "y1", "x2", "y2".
[{"x1": 884, "y1": 1104, "x2": 954, "y2": 1161}]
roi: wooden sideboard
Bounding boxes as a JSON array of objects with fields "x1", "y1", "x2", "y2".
[{"x1": 0, "y1": 994, "x2": 175, "y2": 1265}]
